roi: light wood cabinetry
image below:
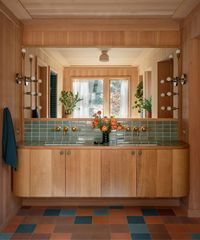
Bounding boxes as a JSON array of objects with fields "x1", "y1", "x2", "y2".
[
  {"x1": 13, "y1": 149, "x2": 30, "y2": 197},
  {"x1": 137, "y1": 149, "x2": 189, "y2": 197},
  {"x1": 101, "y1": 149, "x2": 136, "y2": 197},
  {"x1": 13, "y1": 149, "x2": 66, "y2": 197},
  {"x1": 66, "y1": 149, "x2": 101, "y2": 197},
  {"x1": 13, "y1": 147, "x2": 189, "y2": 198},
  {"x1": 52, "y1": 150, "x2": 66, "y2": 197},
  {"x1": 172, "y1": 149, "x2": 189, "y2": 197},
  {"x1": 30, "y1": 149, "x2": 52, "y2": 197}
]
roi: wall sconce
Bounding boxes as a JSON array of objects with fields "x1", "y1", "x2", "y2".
[{"x1": 16, "y1": 49, "x2": 42, "y2": 85}]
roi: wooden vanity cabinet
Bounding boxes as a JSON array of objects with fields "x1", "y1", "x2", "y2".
[
  {"x1": 65, "y1": 149, "x2": 101, "y2": 197},
  {"x1": 13, "y1": 149, "x2": 66, "y2": 197},
  {"x1": 101, "y1": 149, "x2": 136, "y2": 197},
  {"x1": 13, "y1": 149, "x2": 31, "y2": 197},
  {"x1": 136, "y1": 149, "x2": 189, "y2": 197},
  {"x1": 13, "y1": 147, "x2": 189, "y2": 198}
]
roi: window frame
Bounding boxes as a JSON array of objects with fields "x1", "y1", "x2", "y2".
[{"x1": 71, "y1": 76, "x2": 131, "y2": 118}]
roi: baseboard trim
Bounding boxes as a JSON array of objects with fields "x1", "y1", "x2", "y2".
[
  {"x1": 188, "y1": 209, "x2": 200, "y2": 217},
  {"x1": 22, "y1": 198, "x2": 180, "y2": 207}
]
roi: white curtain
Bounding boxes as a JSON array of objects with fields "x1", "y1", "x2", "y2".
[
  {"x1": 119, "y1": 80, "x2": 128, "y2": 117},
  {"x1": 73, "y1": 80, "x2": 90, "y2": 117}
]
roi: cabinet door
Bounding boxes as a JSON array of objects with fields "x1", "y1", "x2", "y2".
[
  {"x1": 30, "y1": 149, "x2": 52, "y2": 197},
  {"x1": 137, "y1": 149, "x2": 173, "y2": 197},
  {"x1": 52, "y1": 150, "x2": 66, "y2": 197},
  {"x1": 101, "y1": 150, "x2": 136, "y2": 197},
  {"x1": 156, "y1": 150, "x2": 173, "y2": 197},
  {"x1": 137, "y1": 150, "x2": 157, "y2": 197},
  {"x1": 13, "y1": 149, "x2": 30, "y2": 197},
  {"x1": 172, "y1": 149, "x2": 189, "y2": 197},
  {"x1": 66, "y1": 149, "x2": 101, "y2": 197}
]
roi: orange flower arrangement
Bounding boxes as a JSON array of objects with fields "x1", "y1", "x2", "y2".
[{"x1": 92, "y1": 111, "x2": 124, "y2": 133}]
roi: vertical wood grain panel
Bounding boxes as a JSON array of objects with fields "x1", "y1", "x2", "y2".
[
  {"x1": 30, "y1": 149, "x2": 52, "y2": 197},
  {"x1": 66, "y1": 149, "x2": 101, "y2": 197},
  {"x1": 156, "y1": 150, "x2": 173, "y2": 197},
  {"x1": 173, "y1": 149, "x2": 189, "y2": 197},
  {"x1": 52, "y1": 150, "x2": 66, "y2": 197},
  {"x1": 0, "y1": 2, "x2": 22, "y2": 229},
  {"x1": 13, "y1": 149, "x2": 30, "y2": 197},
  {"x1": 136, "y1": 150, "x2": 157, "y2": 197},
  {"x1": 101, "y1": 150, "x2": 136, "y2": 197}
]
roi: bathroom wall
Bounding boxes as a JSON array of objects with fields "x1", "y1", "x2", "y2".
[
  {"x1": 181, "y1": 2, "x2": 200, "y2": 217},
  {"x1": 0, "y1": 1, "x2": 22, "y2": 229}
]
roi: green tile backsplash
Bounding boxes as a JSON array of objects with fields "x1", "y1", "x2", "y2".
[{"x1": 24, "y1": 119, "x2": 179, "y2": 144}]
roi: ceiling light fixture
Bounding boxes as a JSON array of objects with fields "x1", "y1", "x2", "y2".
[{"x1": 99, "y1": 50, "x2": 109, "y2": 62}]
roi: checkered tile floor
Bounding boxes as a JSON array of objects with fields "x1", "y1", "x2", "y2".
[{"x1": 1, "y1": 206, "x2": 200, "y2": 239}]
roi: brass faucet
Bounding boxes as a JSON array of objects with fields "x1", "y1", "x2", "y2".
[
  {"x1": 63, "y1": 126, "x2": 69, "y2": 135},
  {"x1": 125, "y1": 126, "x2": 131, "y2": 132},
  {"x1": 139, "y1": 126, "x2": 147, "y2": 132},
  {"x1": 55, "y1": 125, "x2": 62, "y2": 132},
  {"x1": 71, "y1": 127, "x2": 78, "y2": 132},
  {"x1": 132, "y1": 126, "x2": 139, "y2": 132}
]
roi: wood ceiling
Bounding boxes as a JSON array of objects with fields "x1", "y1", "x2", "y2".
[{"x1": 2, "y1": 0, "x2": 200, "y2": 20}]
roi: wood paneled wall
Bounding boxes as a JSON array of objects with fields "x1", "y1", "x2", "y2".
[
  {"x1": 181, "y1": 3, "x2": 200, "y2": 217},
  {"x1": 63, "y1": 66, "x2": 138, "y2": 117},
  {"x1": 22, "y1": 18, "x2": 180, "y2": 47},
  {"x1": 0, "y1": 1, "x2": 22, "y2": 229}
]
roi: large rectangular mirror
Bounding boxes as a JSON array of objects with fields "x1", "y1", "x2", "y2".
[{"x1": 23, "y1": 47, "x2": 179, "y2": 119}]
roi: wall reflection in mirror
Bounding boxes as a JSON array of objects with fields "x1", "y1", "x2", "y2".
[{"x1": 20, "y1": 47, "x2": 186, "y2": 119}]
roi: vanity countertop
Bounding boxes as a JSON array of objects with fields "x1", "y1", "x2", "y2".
[{"x1": 17, "y1": 141, "x2": 189, "y2": 149}]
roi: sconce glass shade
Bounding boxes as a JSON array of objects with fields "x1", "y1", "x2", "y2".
[
  {"x1": 99, "y1": 50, "x2": 109, "y2": 62},
  {"x1": 160, "y1": 79, "x2": 165, "y2": 84},
  {"x1": 161, "y1": 106, "x2": 165, "y2": 111}
]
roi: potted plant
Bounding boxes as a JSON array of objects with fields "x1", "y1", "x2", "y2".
[
  {"x1": 132, "y1": 81, "x2": 143, "y2": 115},
  {"x1": 59, "y1": 91, "x2": 83, "y2": 117},
  {"x1": 142, "y1": 96, "x2": 152, "y2": 118}
]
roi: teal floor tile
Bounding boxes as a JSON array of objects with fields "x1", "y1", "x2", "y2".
[
  {"x1": 0, "y1": 233, "x2": 13, "y2": 240},
  {"x1": 129, "y1": 224, "x2": 149, "y2": 233},
  {"x1": 75, "y1": 216, "x2": 92, "y2": 224},
  {"x1": 43, "y1": 209, "x2": 61, "y2": 216},
  {"x1": 192, "y1": 234, "x2": 200, "y2": 239},
  {"x1": 131, "y1": 233, "x2": 151, "y2": 240},
  {"x1": 15, "y1": 224, "x2": 36, "y2": 233},
  {"x1": 142, "y1": 208, "x2": 159, "y2": 216},
  {"x1": 127, "y1": 216, "x2": 145, "y2": 224},
  {"x1": 59, "y1": 209, "x2": 76, "y2": 216}
]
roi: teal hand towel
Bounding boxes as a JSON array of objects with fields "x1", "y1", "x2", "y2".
[{"x1": 2, "y1": 107, "x2": 17, "y2": 169}]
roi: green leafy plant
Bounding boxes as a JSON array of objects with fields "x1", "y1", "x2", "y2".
[
  {"x1": 59, "y1": 91, "x2": 83, "y2": 115},
  {"x1": 142, "y1": 96, "x2": 152, "y2": 113},
  {"x1": 132, "y1": 81, "x2": 143, "y2": 113}
]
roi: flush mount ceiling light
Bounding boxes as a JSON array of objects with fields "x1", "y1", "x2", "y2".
[{"x1": 99, "y1": 49, "x2": 109, "y2": 62}]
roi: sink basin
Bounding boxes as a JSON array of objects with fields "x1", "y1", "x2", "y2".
[
  {"x1": 44, "y1": 143, "x2": 86, "y2": 146},
  {"x1": 117, "y1": 143, "x2": 158, "y2": 146}
]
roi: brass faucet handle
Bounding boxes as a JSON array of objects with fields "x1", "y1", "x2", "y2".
[
  {"x1": 140, "y1": 126, "x2": 147, "y2": 132},
  {"x1": 71, "y1": 127, "x2": 78, "y2": 132},
  {"x1": 125, "y1": 126, "x2": 131, "y2": 132},
  {"x1": 63, "y1": 126, "x2": 69, "y2": 132},
  {"x1": 132, "y1": 126, "x2": 139, "y2": 132},
  {"x1": 55, "y1": 125, "x2": 62, "y2": 132}
]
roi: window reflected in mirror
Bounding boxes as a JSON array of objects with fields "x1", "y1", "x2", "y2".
[
  {"x1": 110, "y1": 79, "x2": 129, "y2": 118},
  {"x1": 72, "y1": 79, "x2": 103, "y2": 118}
]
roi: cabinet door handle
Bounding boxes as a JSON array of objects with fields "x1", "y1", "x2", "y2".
[
  {"x1": 131, "y1": 150, "x2": 135, "y2": 155},
  {"x1": 60, "y1": 150, "x2": 65, "y2": 155},
  {"x1": 138, "y1": 150, "x2": 142, "y2": 156},
  {"x1": 66, "y1": 150, "x2": 71, "y2": 155}
]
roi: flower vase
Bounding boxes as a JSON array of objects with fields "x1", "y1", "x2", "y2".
[{"x1": 102, "y1": 132, "x2": 109, "y2": 144}]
